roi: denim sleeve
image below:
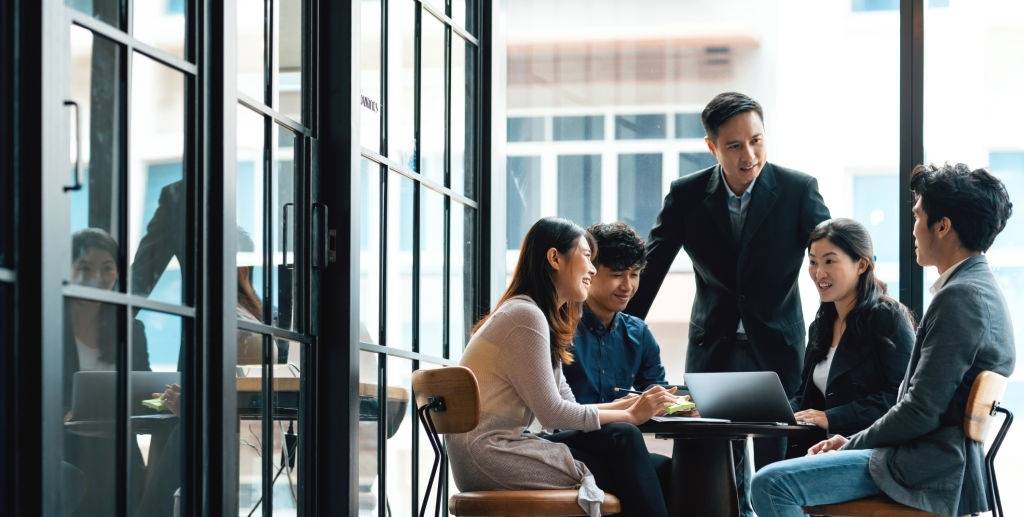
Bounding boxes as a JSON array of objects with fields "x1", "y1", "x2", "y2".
[{"x1": 633, "y1": 324, "x2": 667, "y2": 389}]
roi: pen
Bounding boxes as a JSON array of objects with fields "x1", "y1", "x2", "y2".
[{"x1": 613, "y1": 387, "x2": 644, "y2": 395}]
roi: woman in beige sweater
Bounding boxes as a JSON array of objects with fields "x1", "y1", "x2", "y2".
[{"x1": 447, "y1": 217, "x2": 676, "y2": 517}]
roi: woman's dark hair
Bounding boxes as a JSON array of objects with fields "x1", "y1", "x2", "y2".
[
  {"x1": 72, "y1": 227, "x2": 119, "y2": 263},
  {"x1": 586, "y1": 222, "x2": 646, "y2": 271},
  {"x1": 474, "y1": 217, "x2": 594, "y2": 366},
  {"x1": 806, "y1": 218, "x2": 913, "y2": 362},
  {"x1": 910, "y1": 163, "x2": 1013, "y2": 252},
  {"x1": 701, "y1": 91, "x2": 764, "y2": 141}
]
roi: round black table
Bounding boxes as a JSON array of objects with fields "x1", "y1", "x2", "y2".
[{"x1": 638, "y1": 419, "x2": 826, "y2": 517}]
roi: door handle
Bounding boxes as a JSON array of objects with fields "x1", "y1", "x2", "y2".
[
  {"x1": 63, "y1": 100, "x2": 83, "y2": 192},
  {"x1": 312, "y1": 202, "x2": 329, "y2": 269}
]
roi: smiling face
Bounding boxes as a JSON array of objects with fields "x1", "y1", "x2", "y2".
[
  {"x1": 586, "y1": 265, "x2": 641, "y2": 315},
  {"x1": 808, "y1": 238, "x2": 866, "y2": 308},
  {"x1": 549, "y1": 236, "x2": 597, "y2": 305},
  {"x1": 706, "y1": 110, "x2": 767, "y2": 195},
  {"x1": 912, "y1": 197, "x2": 939, "y2": 267},
  {"x1": 72, "y1": 247, "x2": 119, "y2": 290}
]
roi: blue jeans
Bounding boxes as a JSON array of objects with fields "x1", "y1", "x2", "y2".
[{"x1": 751, "y1": 449, "x2": 881, "y2": 517}]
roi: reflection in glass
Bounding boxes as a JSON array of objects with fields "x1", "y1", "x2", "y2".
[
  {"x1": 360, "y1": 0, "x2": 383, "y2": 151},
  {"x1": 557, "y1": 154, "x2": 601, "y2": 229},
  {"x1": 271, "y1": 339, "x2": 303, "y2": 513},
  {"x1": 420, "y1": 13, "x2": 446, "y2": 184},
  {"x1": 506, "y1": 156, "x2": 541, "y2": 249},
  {"x1": 129, "y1": 53, "x2": 189, "y2": 305},
  {"x1": 130, "y1": 310, "x2": 185, "y2": 517},
  {"x1": 360, "y1": 160, "x2": 382, "y2": 346},
  {"x1": 133, "y1": 0, "x2": 187, "y2": 59},
  {"x1": 237, "y1": 331, "x2": 267, "y2": 514},
  {"x1": 386, "y1": 173, "x2": 414, "y2": 350},
  {"x1": 450, "y1": 204, "x2": 475, "y2": 361},
  {"x1": 385, "y1": 356, "x2": 414, "y2": 517},
  {"x1": 451, "y1": 38, "x2": 476, "y2": 198},
  {"x1": 237, "y1": 0, "x2": 266, "y2": 102},
  {"x1": 273, "y1": 0, "x2": 303, "y2": 121},
  {"x1": 387, "y1": 0, "x2": 416, "y2": 171},
  {"x1": 420, "y1": 189, "x2": 444, "y2": 357},
  {"x1": 69, "y1": 26, "x2": 125, "y2": 289},
  {"x1": 66, "y1": 0, "x2": 122, "y2": 29},
  {"x1": 272, "y1": 126, "x2": 297, "y2": 331},
  {"x1": 618, "y1": 153, "x2": 663, "y2": 238},
  {"x1": 237, "y1": 106, "x2": 266, "y2": 322},
  {"x1": 357, "y1": 352, "x2": 380, "y2": 516}
]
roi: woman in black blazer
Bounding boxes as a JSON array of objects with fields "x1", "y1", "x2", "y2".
[{"x1": 787, "y1": 218, "x2": 914, "y2": 455}]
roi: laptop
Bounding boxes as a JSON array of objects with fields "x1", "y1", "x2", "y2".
[
  {"x1": 69, "y1": 370, "x2": 181, "y2": 421},
  {"x1": 684, "y1": 371, "x2": 809, "y2": 425}
]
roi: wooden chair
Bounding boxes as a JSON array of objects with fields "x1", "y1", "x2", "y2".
[
  {"x1": 411, "y1": 366, "x2": 621, "y2": 517},
  {"x1": 805, "y1": 370, "x2": 1014, "y2": 517}
]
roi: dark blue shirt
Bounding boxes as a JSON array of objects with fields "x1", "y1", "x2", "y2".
[{"x1": 563, "y1": 304, "x2": 667, "y2": 404}]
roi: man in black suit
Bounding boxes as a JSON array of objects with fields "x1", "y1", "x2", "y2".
[{"x1": 624, "y1": 92, "x2": 830, "y2": 514}]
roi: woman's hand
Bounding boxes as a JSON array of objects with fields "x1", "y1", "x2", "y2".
[
  {"x1": 626, "y1": 385, "x2": 678, "y2": 424},
  {"x1": 152, "y1": 383, "x2": 182, "y2": 416},
  {"x1": 794, "y1": 409, "x2": 829, "y2": 429},
  {"x1": 807, "y1": 434, "x2": 848, "y2": 455}
]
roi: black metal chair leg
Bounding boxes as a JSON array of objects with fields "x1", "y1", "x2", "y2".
[{"x1": 985, "y1": 406, "x2": 1013, "y2": 517}]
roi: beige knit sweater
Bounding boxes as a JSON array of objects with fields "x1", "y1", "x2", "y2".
[{"x1": 447, "y1": 295, "x2": 606, "y2": 516}]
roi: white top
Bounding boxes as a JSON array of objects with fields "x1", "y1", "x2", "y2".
[
  {"x1": 813, "y1": 345, "x2": 838, "y2": 395},
  {"x1": 929, "y1": 256, "x2": 972, "y2": 294},
  {"x1": 76, "y1": 338, "x2": 115, "y2": 371}
]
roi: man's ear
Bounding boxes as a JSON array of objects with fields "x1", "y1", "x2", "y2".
[
  {"x1": 546, "y1": 247, "x2": 561, "y2": 271},
  {"x1": 936, "y1": 216, "x2": 953, "y2": 238}
]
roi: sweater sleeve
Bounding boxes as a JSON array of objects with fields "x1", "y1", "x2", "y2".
[{"x1": 497, "y1": 302, "x2": 600, "y2": 431}]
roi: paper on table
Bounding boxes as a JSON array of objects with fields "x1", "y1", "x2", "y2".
[{"x1": 651, "y1": 416, "x2": 730, "y2": 423}]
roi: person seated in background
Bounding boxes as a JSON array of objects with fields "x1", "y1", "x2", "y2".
[
  {"x1": 785, "y1": 218, "x2": 913, "y2": 456},
  {"x1": 752, "y1": 163, "x2": 1016, "y2": 517},
  {"x1": 447, "y1": 217, "x2": 679, "y2": 517}
]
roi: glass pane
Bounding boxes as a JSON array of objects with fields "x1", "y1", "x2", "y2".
[
  {"x1": 506, "y1": 156, "x2": 541, "y2": 249},
  {"x1": 553, "y1": 115, "x2": 603, "y2": 141},
  {"x1": 387, "y1": 0, "x2": 416, "y2": 171},
  {"x1": 133, "y1": 0, "x2": 187, "y2": 59},
  {"x1": 679, "y1": 152, "x2": 716, "y2": 176},
  {"x1": 69, "y1": 27, "x2": 126, "y2": 291},
  {"x1": 60, "y1": 299, "x2": 124, "y2": 516},
  {"x1": 360, "y1": 160, "x2": 382, "y2": 346},
  {"x1": 450, "y1": 204, "x2": 475, "y2": 361},
  {"x1": 615, "y1": 114, "x2": 666, "y2": 140},
  {"x1": 129, "y1": 310, "x2": 185, "y2": 516},
  {"x1": 129, "y1": 54, "x2": 189, "y2": 306},
  {"x1": 273, "y1": 0, "x2": 303, "y2": 122},
  {"x1": 357, "y1": 352, "x2": 380, "y2": 516},
  {"x1": 236, "y1": 331, "x2": 268, "y2": 514},
  {"x1": 507, "y1": 116, "x2": 544, "y2": 142},
  {"x1": 674, "y1": 112, "x2": 704, "y2": 139},
  {"x1": 420, "y1": 10, "x2": 445, "y2": 184},
  {"x1": 557, "y1": 154, "x2": 601, "y2": 228},
  {"x1": 272, "y1": 126, "x2": 297, "y2": 331},
  {"x1": 386, "y1": 173, "x2": 414, "y2": 350},
  {"x1": 618, "y1": 153, "x2": 662, "y2": 238},
  {"x1": 384, "y1": 356, "x2": 413, "y2": 517},
  {"x1": 271, "y1": 339, "x2": 303, "y2": 514},
  {"x1": 237, "y1": 0, "x2": 266, "y2": 102},
  {"x1": 360, "y1": 0, "x2": 383, "y2": 151},
  {"x1": 452, "y1": 0, "x2": 475, "y2": 35},
  {"x1": 67, "y1": 0, "x2": 123, "y2": 29},
  {"x1": 451, "y1": 38, "x2": 476, "y2": 198},
  {"x1": 237, "y1": 106, "x2": 266, "y2": 323},
  {"x1": 420, "y1": 189, "x2": 444, "y2": 357}
]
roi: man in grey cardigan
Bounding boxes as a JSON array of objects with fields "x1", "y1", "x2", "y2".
[{"x1": 750, "y1": 162, "x2": 1015, "y2": 517}]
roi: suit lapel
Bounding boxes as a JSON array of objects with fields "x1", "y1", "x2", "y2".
[
  {"x1": 825, "y1": 333, "x2": 866, "y2": 389},
  {"x1": 737, "y1": 163, "x2": 779, "y2": 256},
  {"x1": 701, "y1": 166, "x2": 735, "y2": 247}
]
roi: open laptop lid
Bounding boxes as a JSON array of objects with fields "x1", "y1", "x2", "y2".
[
  {"x1": 69, "y1": 371, "x2": 181, "y2": 421},
  {"x1": 684, "y1": 371, "x2": 797, "y2": 425}
]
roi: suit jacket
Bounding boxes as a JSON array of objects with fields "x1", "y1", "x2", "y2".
[
  {"x1": 625, "y1": 163, "x2": 830, "y2": 394},
  {"x1": 131, "y1": 180, "x2": 187, "y2": 298},
  {"x1": 844, "y1": 256, "x2": 1016, "y2": 516},
  {"x1": 789, "y1": 299, "x2": 914, "y2": 437}
]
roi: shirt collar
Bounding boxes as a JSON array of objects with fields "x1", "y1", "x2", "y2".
[
  {"x1": 581, "y1": 303, "x2": 621, "y2": 336},
  {"x1": 720, "y1": 167, "x2": 757, "y2": 200},
  {"x1": 929, "y1": 256, "x2": 972, "y2": 294}
]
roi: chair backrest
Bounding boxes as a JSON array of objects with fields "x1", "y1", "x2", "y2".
[
  {"x1": 964, "y1": 370, "x2": 1008, "y2": 442},
  {"x1": 411, "y1": 366, "x2": 481, "y2": 434}
]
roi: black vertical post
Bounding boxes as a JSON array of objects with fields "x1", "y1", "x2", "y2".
[
  {"x1": 899, "y1": 0, "x2": 924, "y2": 319},
  {"x1": 477, "y1": 0, "x2": 493, "y2": 319}
]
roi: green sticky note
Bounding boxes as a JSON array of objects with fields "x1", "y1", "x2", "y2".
[
  {"x1": 665, "y1": 399, "x2": 696, "y2": 414},
  {"x1": 142, "y1": 397, "x2": 166, "y2": 412}
]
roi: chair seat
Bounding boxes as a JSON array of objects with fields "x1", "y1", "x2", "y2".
[
  {"x1": 449, "y1": 489, "x2": 621, "y2": 516},
  {"x1": 805, "y1": 495, "x2": 940, "y2": 517}
]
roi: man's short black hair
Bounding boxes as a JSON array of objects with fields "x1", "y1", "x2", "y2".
[
  {"x1": 586, "y1": 222, "x2": 647, "y2": 271},
  {"x1": 910, "y1": 162, "x2": 1013, "y2": 252},
  {"x1": 701, "y1": 92, "x2": 764, "y2": 141}
]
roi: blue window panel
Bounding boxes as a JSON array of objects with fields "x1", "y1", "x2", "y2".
[
  {"x1": 852, "y1": 0, "x2": 947, "y2": 11},
  {"x1": 506, "y1": 156, "x2": 542, "y2": 249},
  {"x1": 618, "y1": 154, "x2": 663, "y2": 239},
  {"x1": 507, "y1": 116, "x2": 545, "y2": 142},
  {"x1": 615, "y1": 114, "x2": 666, "y2": 140},
  {"x1": 990, "y1": 152, "x2": 1024, "y2": 248},
  {"x1": 553, "y1": 115, "x2": 604, "y2": 141},
  {"x1": 557, "y1": 155, "x2": 602, "y2": 229},
  {"x1": 853, "y1": 175, "x2": 899, "y2": 263},
  {"x1": 679, "y1": 152, "x2": 717, "y2": 176},
  {"x1": 675, "y1": 113, "x2": 705, "y2": 139},
  {"x1": 167, "y1": 0, "x2": 186, "y2": 15}
]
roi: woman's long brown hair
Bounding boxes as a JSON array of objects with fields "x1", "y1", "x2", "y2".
[{"x1": 473, "y1": 217, "x2": 594, "y2": 366}]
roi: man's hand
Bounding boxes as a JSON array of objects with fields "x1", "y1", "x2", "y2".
[
  {"x1": 794, "y1": 409, "x2": 829, "y2": 429},
  {"x1": 807, "y1": 434, "x2": 849, "y2": 455},
  {"x1": 627, "y1": 385, "x2": 678, "y2": 424}
]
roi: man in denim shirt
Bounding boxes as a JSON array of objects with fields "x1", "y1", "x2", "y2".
[{"x1": 563, "y1": 222, "x2": 668, "y2": 403}]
